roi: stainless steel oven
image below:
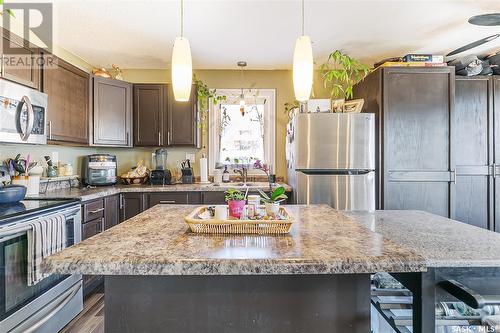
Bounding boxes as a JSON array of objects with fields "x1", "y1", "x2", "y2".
[
  {"x1": 0, "y1": 79, "x2": 48, "y2": 145},
  {"x1": 0, "y1": 201, "x2": 83, "y2": 333}
]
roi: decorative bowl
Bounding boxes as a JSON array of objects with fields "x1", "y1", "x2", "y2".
[
  {"x1": 0, "y1": 185, "x2": 27, "y2": 203},
  {"x1": 121, "y1": 176, "x2": 149, "y2": 185}
]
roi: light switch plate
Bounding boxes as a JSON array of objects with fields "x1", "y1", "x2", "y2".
[
  {"x1": 186, "y1": 153, "x2": 196, "y2": 162},
  {"x1": 51, "y1": 152, "x2": 59, "y2": 164}
]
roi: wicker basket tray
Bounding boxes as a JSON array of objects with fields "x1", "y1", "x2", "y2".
[{"x1": 184, "y1": 206, "x2": 293, "y2": 235}]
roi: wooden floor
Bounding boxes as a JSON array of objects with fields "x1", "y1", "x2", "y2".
[{"x1": 60, "y1": 290, "x2": 104, "y2": 333}]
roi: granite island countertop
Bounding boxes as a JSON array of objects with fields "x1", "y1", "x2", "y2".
[
  {"x1": 30, "y1": 182, "x2": 292, "y2": 202},
  {"x1": 344, "y1": 210, "x2": 500, "y2": 268},
  {"x1": 41, "y1": 204, "x2": 426, "y2": 276}
]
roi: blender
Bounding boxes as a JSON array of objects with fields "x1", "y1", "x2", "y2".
[{"x1": 150, "y1": 148, "x2": 172, "y2": 185}]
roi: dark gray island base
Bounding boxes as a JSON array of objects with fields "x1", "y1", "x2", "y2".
[
  {"x1": 42, "y1": 205, "x2": 426, "y2": 333},
  {"x1": 105, "y1": 274, "x2": 370, "y2": 332}
]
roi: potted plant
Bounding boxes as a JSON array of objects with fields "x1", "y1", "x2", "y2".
[
  {"x1": 258, "y1": 186, "x2": 288, "y2": 216},
  {"x1": 224, "y1": 188, "x2": 246, "y2": 219},
  {"x1": 320, "y1": 50, "x2": 369, "y2": 111}
]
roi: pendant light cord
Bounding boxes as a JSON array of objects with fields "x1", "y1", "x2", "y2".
[
  {"x1": 301, "y1": 0, "x2": 305, "y2": 36},
  {"x1": 180, "y1": 0, "x2": 184, "y2": 37}
]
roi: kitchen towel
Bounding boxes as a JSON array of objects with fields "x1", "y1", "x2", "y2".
[{"x1": 27, "y1": 213, "x2": 67, "y2": 285}]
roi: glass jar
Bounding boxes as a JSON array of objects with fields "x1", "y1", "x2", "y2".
[{"x1": 64, "y1": 164, "x2": 74, "y2": 176}]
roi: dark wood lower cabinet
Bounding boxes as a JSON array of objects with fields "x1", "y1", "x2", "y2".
[
  {"x1": 104, "y1": 195, "x2": 120, "y2": 230},
  {"x1": 82, "y1": 195, "x2": 121, "y2": 297},
  {"x1": 81, "y1": 217, "x2": 103, "y2": 297},
  {"x1": 201, "y1": 192, "x2": 226, "y2": 205},
  {"x1": 120, "y1": 193, "x2": 146, "y2": 222},
  {"x1": 147, "y1": 192, "x2": 189, "y2": 207},
  {"x1": 82, "y1": 217, "x2": 103, "y2": 239}
]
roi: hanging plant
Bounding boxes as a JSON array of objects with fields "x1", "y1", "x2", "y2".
[
  {"x1": 194, "y1": 75, "x2": 227, "y2": 133},
  {"x1": 219, "y1": 106, "x2": 231, "y2": 135},
  {"x1": 320, "y1": 50, "x2": 369, "y2": 100}
]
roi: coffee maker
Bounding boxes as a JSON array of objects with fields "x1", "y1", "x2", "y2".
[{"x1": 150, "y1": 149, "x2": 172, "y2": 185}]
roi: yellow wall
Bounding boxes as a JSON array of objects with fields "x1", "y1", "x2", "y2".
[
  {"x1": 0, "y1": 68, "x2": 329, "y2": 180},
  {"x1": 0, "y1": 62, "x2": 329, "y2": 181},
  {"x1": 120, "y1": 69, "x2": 329, "y2": 180}
]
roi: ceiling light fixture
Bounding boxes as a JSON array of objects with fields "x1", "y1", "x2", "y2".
[
  {"x1": 293, "y1": 0, "x2": 313, "y2": 102},
  {"x1": 171, "y1": 0, "x2": 192, "y2": 102},
  {"x1": 238, "y1": 61, "x2": 247, "y2": 116}
]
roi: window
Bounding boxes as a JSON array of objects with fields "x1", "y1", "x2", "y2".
[{"x1": 208, "y1": 89, "x2": 276, "y2": 174}]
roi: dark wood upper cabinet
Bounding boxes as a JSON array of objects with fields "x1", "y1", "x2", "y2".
[
  {"x1": 134, "y1": 84, "x2": 166, "y2": 146},
  {"x1": 93, "y1": 76, "x2": 132, "y2": 146},
  {"x1": 43, "y1": 55, "x2": 90, "y2": 144},
  {"x1": 1, "y1": 29, "x2": 41, "y2": 90},
  {"x1": 167, "y1": 84, "x2": 199, "y2": 147},
  {"x1": 133, "y1": 83, "x2": 199, "y2": 147}
]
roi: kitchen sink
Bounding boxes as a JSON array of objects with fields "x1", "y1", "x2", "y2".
[{"x1": 209, "y1": 182, "x2": 270, "y2": 188}]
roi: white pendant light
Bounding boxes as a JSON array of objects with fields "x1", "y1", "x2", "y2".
[
  {"x1": 171, "y1": 0, "x2": 192, "y2": 102},
  {"x1": 293, "y1": 0, "x2": 313, "y2": 102}
]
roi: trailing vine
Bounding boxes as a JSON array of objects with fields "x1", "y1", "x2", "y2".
[{"x1": 194, "y1": 75, "x2": 227, "y2": 133}]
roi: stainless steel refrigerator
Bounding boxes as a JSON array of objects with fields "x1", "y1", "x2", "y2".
[{"x1": 286, "y1": 113, "x2": 376, "y2": 211}]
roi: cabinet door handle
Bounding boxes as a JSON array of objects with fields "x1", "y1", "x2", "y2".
[
  {"x1": 494, "y1": 163, "x2": 497, "y2": 179},
  {"x1": 451, "y1": 170, "x2": 457, "y2": 184},
  {"x1": 1, "y1": 55, "x2": 5, "y2": 76},
  {"x1": 158, "y1": 132, "x2": 161, "y2": 146},
  {"x1": 119, "y1": 194, "x2": 123, "y2": 209},
  {"x1": 126, "y1": 132, "x2": 129, "y2": 145},
  {"x1": 159, "y1": 200, "x2": 175, "y2": 204},
  {"x1": 48, "y1": 121, "x2": 52, "y2": 140},
  {"x1": 167, "y1": 131, "x2": 171, "y2": 145},
  {"x1": 89, "y1": 208, "x2": 104, "y2": 214}
]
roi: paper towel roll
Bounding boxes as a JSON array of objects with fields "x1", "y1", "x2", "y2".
[{"x1": 199, "y1": 157, "x2": 208, "y2": 183}]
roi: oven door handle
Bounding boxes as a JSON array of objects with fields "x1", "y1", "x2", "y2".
[
  {"x1": 0, "y1": 230, "x2": 26, "y2": 243},
  {"x1": 0, "y1": 208, "x2": 80, "y2": 241},
  {"x1": 19, "y1": 95, "x2": 34, "y2": 141},
  {"x1": 15, "y1": 281, "x2": 82, "y2": 333}
]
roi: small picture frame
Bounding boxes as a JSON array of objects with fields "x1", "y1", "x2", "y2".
[
  {"x1": 342, "y1": 99, "x2": 365, "y2": 113},
  {"x1": 331, "y1": 99, "x2": 345, "y2": 113},
  {"x1": 307, "y1": 99, "x2": 331, "y2": 113}
]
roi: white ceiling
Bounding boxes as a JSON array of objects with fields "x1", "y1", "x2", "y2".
[{"x1": 28, "y1": 0, "x2": 500, "y2": 69}]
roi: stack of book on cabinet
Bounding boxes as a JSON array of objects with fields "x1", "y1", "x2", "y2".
[{"x1": 375, "y1": 54, "x2": 446, "y2": 68}]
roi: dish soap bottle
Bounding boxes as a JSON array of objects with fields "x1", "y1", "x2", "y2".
[{"x1": 222, "y1": 166, "x2": 230, "y2": 183}]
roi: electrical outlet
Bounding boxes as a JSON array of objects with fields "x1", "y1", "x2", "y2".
[
  {"x1": 186, "y1": 153, "x2": 196, "y2": 162},
  {"x1": 51, "y1": 152, "x2": 59, "y2": 164}
]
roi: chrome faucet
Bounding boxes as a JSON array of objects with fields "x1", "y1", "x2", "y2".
[{"x1": 234, "y1": 166, "x2": 248, "y2": 184}]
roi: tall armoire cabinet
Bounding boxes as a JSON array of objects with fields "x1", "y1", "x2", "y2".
[
  {"x1": 354, "y1": 67, "x2": 500, "y2": 231},
  {"x1": 453, "y1": 76, "x2": 493, "y2": 230},
  {"x1": 353, "y1": 67, "x2": 456, "y2": 218}
]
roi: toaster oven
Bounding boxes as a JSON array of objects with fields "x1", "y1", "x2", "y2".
[{"x1": 82, "y1": 154, "x2": 117, "y2": 186}]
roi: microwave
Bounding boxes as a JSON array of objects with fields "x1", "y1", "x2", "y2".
[{"x1": 0, "y1": 79, "x2": 48, "y2": 144}]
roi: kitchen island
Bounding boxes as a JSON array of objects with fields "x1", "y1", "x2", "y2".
[
  {"x1": 345, "y1": 210, "x2": 500, "y2": 333},
  {"x1": 42, "y1": 204, "x2": 425, "y2": 332}
]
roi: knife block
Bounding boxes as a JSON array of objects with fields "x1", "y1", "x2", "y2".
[{"x1": 181, "y1": 168, "x2": 193, "y2": 184}]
